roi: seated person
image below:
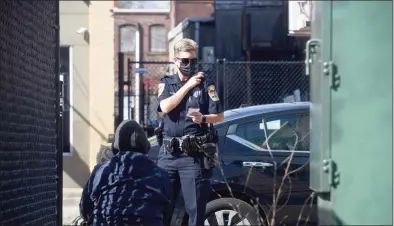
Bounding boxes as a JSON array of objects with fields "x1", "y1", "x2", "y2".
[{"x1": 79, "y1": 120, "x2": 171, "y2": 226}]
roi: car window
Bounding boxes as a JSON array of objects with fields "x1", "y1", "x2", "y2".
[
  {"x1": 234, "y1": 113, "x2": 310, "y2": 151},
  {"x1": 235, "y1": 120, "x2": 267, "y2": 147},
  {"x1": 216, "y1": 126, "x2": 228, "y2": 137},
  {"x1": 263, "y1": 114, "x2": 310, "y2": 151}
]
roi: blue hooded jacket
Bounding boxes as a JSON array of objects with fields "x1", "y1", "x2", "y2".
[{"x1": 80, "y1": 120, "x2": 171, "y2": 226}]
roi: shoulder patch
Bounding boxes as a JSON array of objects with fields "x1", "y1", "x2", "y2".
[
  {"x1": 207, "y1": 85, "x2": 219, "y2": 101},
  {"x1": 158, "y1": 83, "x2": 165, "y2": 96}
]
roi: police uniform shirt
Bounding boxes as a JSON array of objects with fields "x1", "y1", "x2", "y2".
[{"x1": 157, "y1": 74, "x2": 223, "y2": 137}]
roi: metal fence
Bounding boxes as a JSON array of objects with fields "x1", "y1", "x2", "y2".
[
  {"x1": 116, "y1": 56, "x2": 307, "y2": 134},
  {"x1": 222, "y1": 61, "x2": 308, "y2": 110},
  {"x1": 115, "y1": 55, "x2": 173, "y2": 133},
  {"x1": 0, "y1": 1, "x2": 61, "y2": 226}
]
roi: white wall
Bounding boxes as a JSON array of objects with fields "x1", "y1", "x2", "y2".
[{"x1": 60, "y1": 1, "x2": 91, "y2": 189}]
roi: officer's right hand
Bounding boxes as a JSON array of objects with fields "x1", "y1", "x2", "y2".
[{"x1": 185, "y1": 72, "x2": 204, "y2": 89}]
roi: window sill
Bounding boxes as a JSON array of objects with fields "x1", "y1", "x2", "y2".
[
  {"x1": 147, "y1": 52, "x2": 168, "y2": 56},
  {"x1": 120, "y1": 52, "x2": 136, "y2": 55},
  {"x1": 111, "y1": 8, "x2": 170, "y2": 14}
]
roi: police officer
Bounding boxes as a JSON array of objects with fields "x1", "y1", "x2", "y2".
[{"x1": 157, "y1": 38, "x2": 224, "y2": 226}]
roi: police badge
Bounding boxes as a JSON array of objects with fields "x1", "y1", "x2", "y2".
[{"x1": 208, "y1": 85, "x2": 219, "y2": 101}]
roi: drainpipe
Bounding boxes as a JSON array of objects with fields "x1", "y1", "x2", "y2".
[
  {"x1": 134, "y1": 23, "x2": 141, "y2": 124},
  {"x1": 170, "y1": 1, "x2": 176, "y2": 28},
  {"x1": 194, "y1": 21, "x2": 200, "y2": 58}
]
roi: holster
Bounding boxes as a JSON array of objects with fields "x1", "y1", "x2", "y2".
[
  {"x1": 163, "y1": 138, "x2": 179, "y2": 153},
  {"x1": 181, "y1": 135, "x2": 199, "y2": 154},
  {"x1": 200, "y1": 143, "x2": 219, "y2": 169},
  {"x1": 154, "y1": 122, "x2": 164, "y2": 147},
  {"x1": 155, "y1": 131, "x2": 163, "y2": 147}
]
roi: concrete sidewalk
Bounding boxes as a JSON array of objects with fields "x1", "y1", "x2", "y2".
[{"x1": 63, "y1": 188, "x2": 82, "y2": 225}]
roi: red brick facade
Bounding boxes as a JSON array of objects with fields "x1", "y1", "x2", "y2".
[
  {"x1": 173, "y1": 1, "x2": 214, "y2": 26},
  {"x1": 114, "y1": 12, "x2": 171, "y2": 62}
]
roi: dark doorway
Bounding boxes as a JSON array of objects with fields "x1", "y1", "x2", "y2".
[{"x1": 60, "y1": 46, "x2": 71, "y2": 153}]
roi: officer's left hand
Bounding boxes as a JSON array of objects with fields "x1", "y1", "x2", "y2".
[{"x1": 189, "y1": 111, "x2": 203, "y2": 125}]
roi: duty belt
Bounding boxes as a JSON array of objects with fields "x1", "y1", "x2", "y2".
[{"x1": 163, "y1": 134, "x2": 209, "y2": 153}]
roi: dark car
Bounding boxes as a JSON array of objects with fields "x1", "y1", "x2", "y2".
[{"x1": 148, "y1": 102, "x2": 317, "y2": 226}]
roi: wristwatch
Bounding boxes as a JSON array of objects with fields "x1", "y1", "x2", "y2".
[{"x1": 202, "y1": 115, "x2": 206, "y2": 124}]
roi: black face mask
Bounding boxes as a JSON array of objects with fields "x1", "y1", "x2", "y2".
[{"x1": 178, "y1": 61, "x2": 197, "y2": 77}]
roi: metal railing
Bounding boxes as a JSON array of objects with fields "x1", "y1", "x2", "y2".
[{"x1": 221, "y1": 60, "x2": 307, "y2": 110}]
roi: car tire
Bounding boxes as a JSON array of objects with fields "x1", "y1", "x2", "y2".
[{"x1": 205, "y1": 198, "x2": 261, "y2": 226}]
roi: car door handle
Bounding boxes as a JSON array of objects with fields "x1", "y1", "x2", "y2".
[{"x1": 242, "y1": 161, "x2": 273, "y2": 168}]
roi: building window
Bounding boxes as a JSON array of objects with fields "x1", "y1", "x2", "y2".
[
  {"x1": 117, "y1": 1, "x2": 170, "y2": 10},
  {"x1": 60, "y1": 46, "x2": 73, "y2": 154},
  {"x1": 120, "y1": 25, "x2": 137, "y2": 53},
  {"x1": 149, "y1": 25, "x2": 167, "y2": 52}
]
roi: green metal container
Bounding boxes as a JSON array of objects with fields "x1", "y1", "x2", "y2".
[{"x1": 308, "y1": 1, "x2": 393, "y2": 225}]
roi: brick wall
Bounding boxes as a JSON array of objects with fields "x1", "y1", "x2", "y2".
[
  {"x1": 174, "y1": 0, "x2": 214, "y2": 25},
  {"x1": 114, "y1": 13, "x2": 171, "y2": 64}
]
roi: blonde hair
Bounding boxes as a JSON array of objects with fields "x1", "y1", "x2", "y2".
[{"x1": 173, "y1": 38, "x2": 198, "y2": 56}]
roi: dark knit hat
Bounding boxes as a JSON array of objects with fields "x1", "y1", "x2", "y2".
[{"x1": 112, "y1": 120, "x2": 150, "y2": 154}]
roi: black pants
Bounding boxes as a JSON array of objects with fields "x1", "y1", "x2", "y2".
[{"x1": 157, "y1": 146, "x2": 212, "y2": 226}]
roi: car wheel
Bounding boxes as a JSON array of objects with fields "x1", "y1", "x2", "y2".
[{"x1": 204, "y1": 198, "x2": 261, "y2": 226}]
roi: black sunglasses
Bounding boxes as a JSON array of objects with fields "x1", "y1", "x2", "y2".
[{"x1": 176, "y1": 57, "x2": 198, "y2": 65}]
